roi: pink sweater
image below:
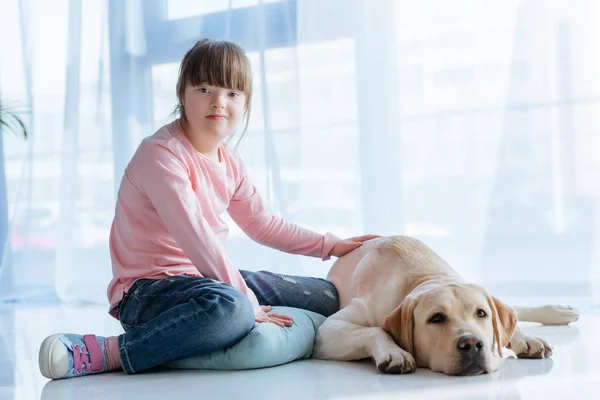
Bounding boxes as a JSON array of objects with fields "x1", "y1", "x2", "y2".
[{"x1": 107, "y1": 120, "x2": 339, "y2": 318}]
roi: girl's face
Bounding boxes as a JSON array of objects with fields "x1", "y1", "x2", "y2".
[{"x1": 182, "y1": 83, "x2": 246, "y2": 142}]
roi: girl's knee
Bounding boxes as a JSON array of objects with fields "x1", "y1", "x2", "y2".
[
  {"x1": 319, "y1": 299, "x2": 340, "y2": 317},
  {"x1": 184, "y1": 286, "x2": 255, "y2": 353},
  {"x1": 310, "y1": 282, "x2": 340, "y2": 317},
  {"x1": 230, "y1": 291, "x2": 255, "y2": 327},
  {"x1": 213, "y1": 286, "x2": 256, "y2": 340}
]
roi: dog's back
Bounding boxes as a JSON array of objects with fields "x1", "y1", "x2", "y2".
[{"x1": 327, "y1": 235, "x2": 461, "y2": 310}]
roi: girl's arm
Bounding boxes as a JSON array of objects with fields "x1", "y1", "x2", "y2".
[
  {"x1": 135, "y1": 143, "x2": 261, "y2": 312},
  {"x1": 227, "y1": 157, "x2": 340, "y2": 259}
]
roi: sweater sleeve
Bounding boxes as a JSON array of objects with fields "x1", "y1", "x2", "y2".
[
  {"x1": 134, "y1": 143, "x2": 261, "y2": 312},
  {"x1": 226, "y1": 154, "x2": 339, "y2": 260}
]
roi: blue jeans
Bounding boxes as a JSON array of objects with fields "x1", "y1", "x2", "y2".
[{"x1": 116, "y1": 270, "x2": 339, "y2": 374}]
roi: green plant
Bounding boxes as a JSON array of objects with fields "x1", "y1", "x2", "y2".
[{"x1": 0, "y1": 100, "x2": 28, "y2": 139}]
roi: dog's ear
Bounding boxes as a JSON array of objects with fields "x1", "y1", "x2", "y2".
[
  {"x1": 487, "y1": 295, "x2": 517, "y2": 356},
  {"x1": 382, "y1": 296, "x2": 419, "y2": 355},
  {"x1": 467, "y1": 284, "x2": 518, "y2": 357}
]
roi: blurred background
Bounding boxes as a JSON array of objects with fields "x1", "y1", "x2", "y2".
[{"x1": 0, "y1": 0, "x2": 598, "y2": 308}]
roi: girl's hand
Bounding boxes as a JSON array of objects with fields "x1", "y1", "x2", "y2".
[
  {"x1": 330, "y1": 234, "x2": 381, "y2": 258},
  {"x1": 255, "y1": 305, "x2": 293, "y2": 327}
]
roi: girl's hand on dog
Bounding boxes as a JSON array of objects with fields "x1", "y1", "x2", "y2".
[{"x1": 330, "y1": 234, "x2": 381, "y2": 258}]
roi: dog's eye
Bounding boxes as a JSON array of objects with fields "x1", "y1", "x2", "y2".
[
  {"x1": 477, "y1": 309, "x2": 487, "y2": 318},
  {"x1": 429, "y1": 313, "x2": 446, "y2": 324}
]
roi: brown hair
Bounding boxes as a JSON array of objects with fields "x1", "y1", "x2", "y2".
[{"x1": 175, "y1": 39, "x2": 253, "y2": 144}]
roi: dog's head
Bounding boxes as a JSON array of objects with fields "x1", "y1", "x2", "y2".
[{"x1": 382, "y1": 282, "x2": 517, "y2": 375}]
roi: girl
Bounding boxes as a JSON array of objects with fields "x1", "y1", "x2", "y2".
[{"x1": 38, "y1": 39, "x2": 378, "y2": 379}]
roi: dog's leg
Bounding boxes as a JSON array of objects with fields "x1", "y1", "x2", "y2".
[
  {"x1": 513, "y1": 305, "x2": 579, "y2": 325},
  {"x1": 507, "y1": 326, "x2": 553, "y2": 359},
  {"x1": 313, "y1": 306, "x2": 416, "y2": 374}
]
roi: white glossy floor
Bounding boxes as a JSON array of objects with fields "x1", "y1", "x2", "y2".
[{"x1": 1, "y1": 300, "x2": 599, "y2": 400}]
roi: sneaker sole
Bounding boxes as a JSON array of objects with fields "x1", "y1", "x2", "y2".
[{"x1": 39, "y1": 333, "x2": 68, "y2": 379}]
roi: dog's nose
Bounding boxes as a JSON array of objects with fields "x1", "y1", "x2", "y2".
[{"x1": 457, "y1": 334, "x2": 484, "y2": 353}]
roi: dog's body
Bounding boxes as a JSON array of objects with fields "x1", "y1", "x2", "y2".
[{"x1": 313, "y1": 235, "x2": 579, "y2": 375}]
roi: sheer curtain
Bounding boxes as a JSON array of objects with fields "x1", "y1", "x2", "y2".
[{"x1": 0, "y1": 0, "x2": 598, "y2": 307}]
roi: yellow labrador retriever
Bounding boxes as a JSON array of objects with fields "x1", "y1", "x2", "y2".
[{"x1": 313, "y1": 235, "x2": 579, "y2": 376}]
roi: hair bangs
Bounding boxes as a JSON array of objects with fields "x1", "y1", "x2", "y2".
[{"x1": 184, "y1": 41, "x2": 251, "y2": 95}]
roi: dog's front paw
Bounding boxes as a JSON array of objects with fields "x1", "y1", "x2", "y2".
[
  {"x1": 372, "y1": 345, "x2": 416, "y2": 374},
  {"x1": 536, "y1": 305, "x2": 580, "y2": 326},
  {"x1": 509, "y1": 333, "x2": 553, "y2": 359}
]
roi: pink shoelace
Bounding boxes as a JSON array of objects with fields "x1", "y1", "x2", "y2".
[{"x1": 71, "y1": 335, "x2": 104, "y2": 374}]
